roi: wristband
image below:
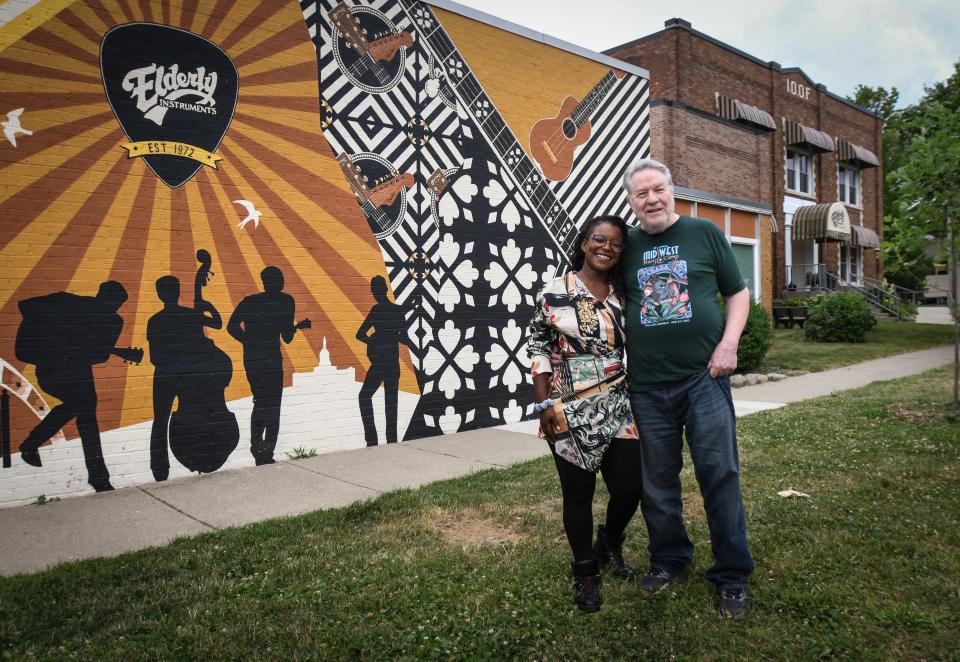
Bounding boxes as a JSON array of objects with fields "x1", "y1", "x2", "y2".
[{"x1": 533, "y1": 398, "x2": 554, "y2": 413}]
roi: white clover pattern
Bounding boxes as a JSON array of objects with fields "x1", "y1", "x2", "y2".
[
  {"x1": 490, "y1": 399, "x2": 525, "y2": 425},
  {"x1": 425, "y1": 405, "x2": 476, "y2": 434},
  {"x1": 484, "y1": 319, "x2": 527, "y2": 393},
  {"x1": 505, "y1": 146, "x2": 524, "y2": 169},
  {"x1": 445, "y1": 55, "x2": 465, "y2": 80},
  {"x1": 422, "y1": 320, "x2": 479, "y2": 399},
  {"x1": 437, "y1": 168, "x2": 478, "y2": 227},
  {"x1": 484, "y1": 239, "x2": 538, "y2": 312},
  {"x1": 412, "y1": 6, "x2": 436, "y2": 31},
  {"x1": 435, "y1": 233, "x2": 478, "y2": 312},
  {"x1": 473, "y1": 99, "x2": 491, "y2": 121},
  {"x1": 478, "y1": 160, "x2": 532, "y2": 233}
]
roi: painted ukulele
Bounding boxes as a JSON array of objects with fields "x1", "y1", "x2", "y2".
[
  {"x1": 337, "y1": 153, "x2": 414, "y2": 239},
  {"x1": 529, "y1": 69, "x2": 625, "y2": 181},
  {"x1": 329, "y1": 3, "x2": 412, "y2": 86}
]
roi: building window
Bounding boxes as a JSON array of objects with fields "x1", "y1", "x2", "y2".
[
  {"x1": 786, "y1": 148, "x2": 812, "y2": 194},
  {"x1": 730, "y1": 241, "x2": 758, "y2": 301},
  {"x1": 838, "y1": 164, "x2": 860, "y2": 206},
  {"x1": 839, "y1": 245, "x2": 862, "y2": 285}
]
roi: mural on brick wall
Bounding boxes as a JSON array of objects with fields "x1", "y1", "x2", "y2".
[{"x1": 0, "y1": 0, "x2": 649, "y2": 506}]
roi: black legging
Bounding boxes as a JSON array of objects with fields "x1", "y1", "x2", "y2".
[{"x1": 551, "y1": 438, "x2": 643, "y2": 562}]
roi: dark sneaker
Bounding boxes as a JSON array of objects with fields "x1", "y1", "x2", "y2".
[
  {"x1": 639, "y1": 566, "x2": 686, "y2": 594},
  {"x1": 717, "y1": 587, "x2": 751, "y2": 618}
]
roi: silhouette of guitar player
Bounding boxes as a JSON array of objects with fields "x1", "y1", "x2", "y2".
[
  {"x1": 146, "y1": 274, "x2": 222, "y2": 481},
  {"x1": 15, "y1": 281, "x2": 141, "y2": 492},
  {"x1": 356, "y1": 275, "x2": 411, "y2": 446},
  {"x1": 227, "y1": 267, "x2": 310, "y2": 465}
]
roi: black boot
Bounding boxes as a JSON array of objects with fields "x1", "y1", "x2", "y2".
[
  {"x1": 571, "y1": 560, "x2": 603, "y2": 613},
  {"x1": 593, "y1": 525, "x2": 636, "y2": 580}
]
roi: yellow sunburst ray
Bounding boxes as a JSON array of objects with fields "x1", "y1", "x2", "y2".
[
  {"x1": 204, "y1": 4, "x2": 293, "y2": 55},
  {"x1": 0, "y1": 71, "x2": 104, "y2": 94},
  {"x1": 234, "y1": 42, "x2": 315, "y2": 78},
  {"x1": 0, "y1": 163, "x2": 121, "y2": 312},
  {"x1": 223, "y1": 119, "x2": 372, "y2": 248},
  {"x1": 118, "y1": 182, "x2": 169, "y2": 428},
  {"x1": 64, "y1": 169, "x2": 148, "y2": 295},
  {"x1": 205, "y1": 152, "x2": 361, "y2": 375},
  {"x1": 66, "y1": 1, "x2": 116, "y2": 36},
  {"x1": 212, "y1": 137, "x2": 383, "y2": 364},
  {"x1": 238, "y1": 80, "x2": 321, "y2": 99},
  {"x1": 227, "y1": 19, "x2": 309, "y2": 63},
  {"x1": 0, "y1": 117, "x2": 117, "y2": 202}
]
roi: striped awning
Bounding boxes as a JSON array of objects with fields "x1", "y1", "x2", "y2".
[
  {"x1": 836, "y1": 139, "x2": 880, "y2": 168},
  {"x1": 716, "y1": 94, "x2": 776, "y2": 130},
  {"x1": 791, "y1": 202, "x2": 851, "y2": 242},
  {"x1": 849, "y1": 224, "x2": 881, "y2": 248},
  {"x1": 785, "y1": 120, "x2": 834, "y2": 153}
]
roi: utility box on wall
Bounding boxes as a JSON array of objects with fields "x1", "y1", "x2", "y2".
[{"x1": 0, "y1": 0, "x2": 650, "y2": 506}]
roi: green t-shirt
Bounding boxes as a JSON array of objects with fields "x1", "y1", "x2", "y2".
[{"x1": 621, "y1": 216, "x2": 745, "y2": 392}]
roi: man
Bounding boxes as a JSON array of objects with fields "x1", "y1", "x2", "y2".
[
  {"x1": 146, "y1": 275, "x2": 222, "y2": 481},
  {"x1": 619, "y1": 158, "x2": 754, "y2": 617},
  {"x1": 356, "y1": 275, "x2": 410, "y2": 445},
  {"x1": 15, "y1": 281, "x2": 130, "y2": 492},
  {"x1": 227, "y1": 267, "x2": 307, "y2": 465}
]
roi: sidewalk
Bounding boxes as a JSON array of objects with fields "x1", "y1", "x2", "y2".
[{"x1": 0, "y1": 345, "x2": 952, "y2": 577}]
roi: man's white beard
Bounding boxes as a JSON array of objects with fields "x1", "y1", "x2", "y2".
[{"x1": 639, "y1": 214, "x2": 675, "y2": 234}]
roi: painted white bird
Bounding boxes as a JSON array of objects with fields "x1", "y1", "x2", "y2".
[
  {"x1": 233, "y1": 199, "x2": 262, "y2": 229},
  {"x1": 2, "y1": 108, "x2": 33, "y2": 147}
]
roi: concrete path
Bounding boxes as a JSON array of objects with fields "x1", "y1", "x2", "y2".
[
  {"x1": 0, "y1": 346, "x2": 953, "y2": 577},
  {"x1": 915, "y1": 306, "x2": 954, "y2": 325}
]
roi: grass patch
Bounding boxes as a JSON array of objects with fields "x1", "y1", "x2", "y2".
[
  {"x1": 1, "y1": 368, "x2": 959, "y2": 660},
  {"x1": 763, "y1": 322, "x2": 954, "y2": 372}
]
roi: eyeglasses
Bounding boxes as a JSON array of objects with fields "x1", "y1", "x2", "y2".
[{"x1": 590, "y1": 234, "x2": 624, "y2": 251}]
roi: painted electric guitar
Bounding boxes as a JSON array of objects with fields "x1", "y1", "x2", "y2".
[
  {"x1": 529, "y1": 69, "x2": 625, "y2": 181},
  {"x1": 330, "y1": 3, "x2": 412, "y2": 85},
  {"x1": 338, "y1": 153, "x2": 414, "y2": 238}
]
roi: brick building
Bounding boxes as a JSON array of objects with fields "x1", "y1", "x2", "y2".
[{"x1": 607, "y1": 18, "x2": 884, "y2": 300}]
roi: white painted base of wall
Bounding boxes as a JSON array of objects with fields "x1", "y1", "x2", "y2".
[{"x1": 2, "y1": 345, "x2": 419, "y2": 508}]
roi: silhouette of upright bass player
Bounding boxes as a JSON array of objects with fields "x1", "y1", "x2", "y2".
[
  {"x1": 356, "y1": 276, "x2": 411, "y2": 446},
  {"x1": 228, "y1": 267, "x2": 310, "y2": 465},
  {"x1": 146, "y1": 274, "x2": 222, "y2": 481},
  {"x1": 15, "y1": 281, "x2": 141, "y2": 492}
]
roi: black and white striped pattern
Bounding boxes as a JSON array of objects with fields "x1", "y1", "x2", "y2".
[{"x1": 551, "y1": 75, "x2": 651, "y2": 224}]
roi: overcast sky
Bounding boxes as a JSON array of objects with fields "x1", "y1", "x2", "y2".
[{"x1": 447, "y1": 0, "x2": 959, "y2": 108}]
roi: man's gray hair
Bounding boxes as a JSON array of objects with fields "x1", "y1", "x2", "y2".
[{"x1": 622, "y1": 158, "x2": 674, "y2": 193}]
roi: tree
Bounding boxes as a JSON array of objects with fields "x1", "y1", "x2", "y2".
[
  {"x1": 850, "y1": 84, "x2": 900, "y2": 120},
  {"x1": 894, "y1": 101, "x2": 960, "y2": 409}
]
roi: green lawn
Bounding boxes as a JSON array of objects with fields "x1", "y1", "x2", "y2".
[
  {"x1": 1, "y1": 369, "x2": 958, "y2": 660},
  {"x1": 762, "y1": 322, "x2": 955, "y2": 372}
]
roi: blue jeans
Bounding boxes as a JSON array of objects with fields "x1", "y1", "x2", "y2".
[{"x1": 630, "y1": 369, "x2": 754, "y2": 589}]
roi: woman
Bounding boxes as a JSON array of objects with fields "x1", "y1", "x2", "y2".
[{"x1": 526, "y1": 215, "x2": 642, "y2": 613}]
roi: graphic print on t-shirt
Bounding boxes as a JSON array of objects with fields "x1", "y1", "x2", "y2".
[{"x1": 636, "y1": 244, "x2": 692, "y2": 326}]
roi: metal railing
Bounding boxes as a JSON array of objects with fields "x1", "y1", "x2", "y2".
[
  {"x1": 785, "y1": 264, "x2": 904, "y2": 319},
  {"x1": 785, "y1": 263, "x2": 836, "y2": 293}
]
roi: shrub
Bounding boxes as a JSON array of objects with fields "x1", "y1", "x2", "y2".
[
  {"x1": 719, "y1": 296, "x2": 773, "y2": 372},
  {"x1": 774, "y1": 297, "x2": 808, "y2": 308},
  {"x1": 737, "y1": 300, "x2": 773, "y2": 372},
  {"x1": 804, "y1": 293, "x2": 877, "y2": 343}
]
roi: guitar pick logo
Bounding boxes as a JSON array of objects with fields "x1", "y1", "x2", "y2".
[{"x1": 100, "y1": 23, "x2": 238, "y2": 188}]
